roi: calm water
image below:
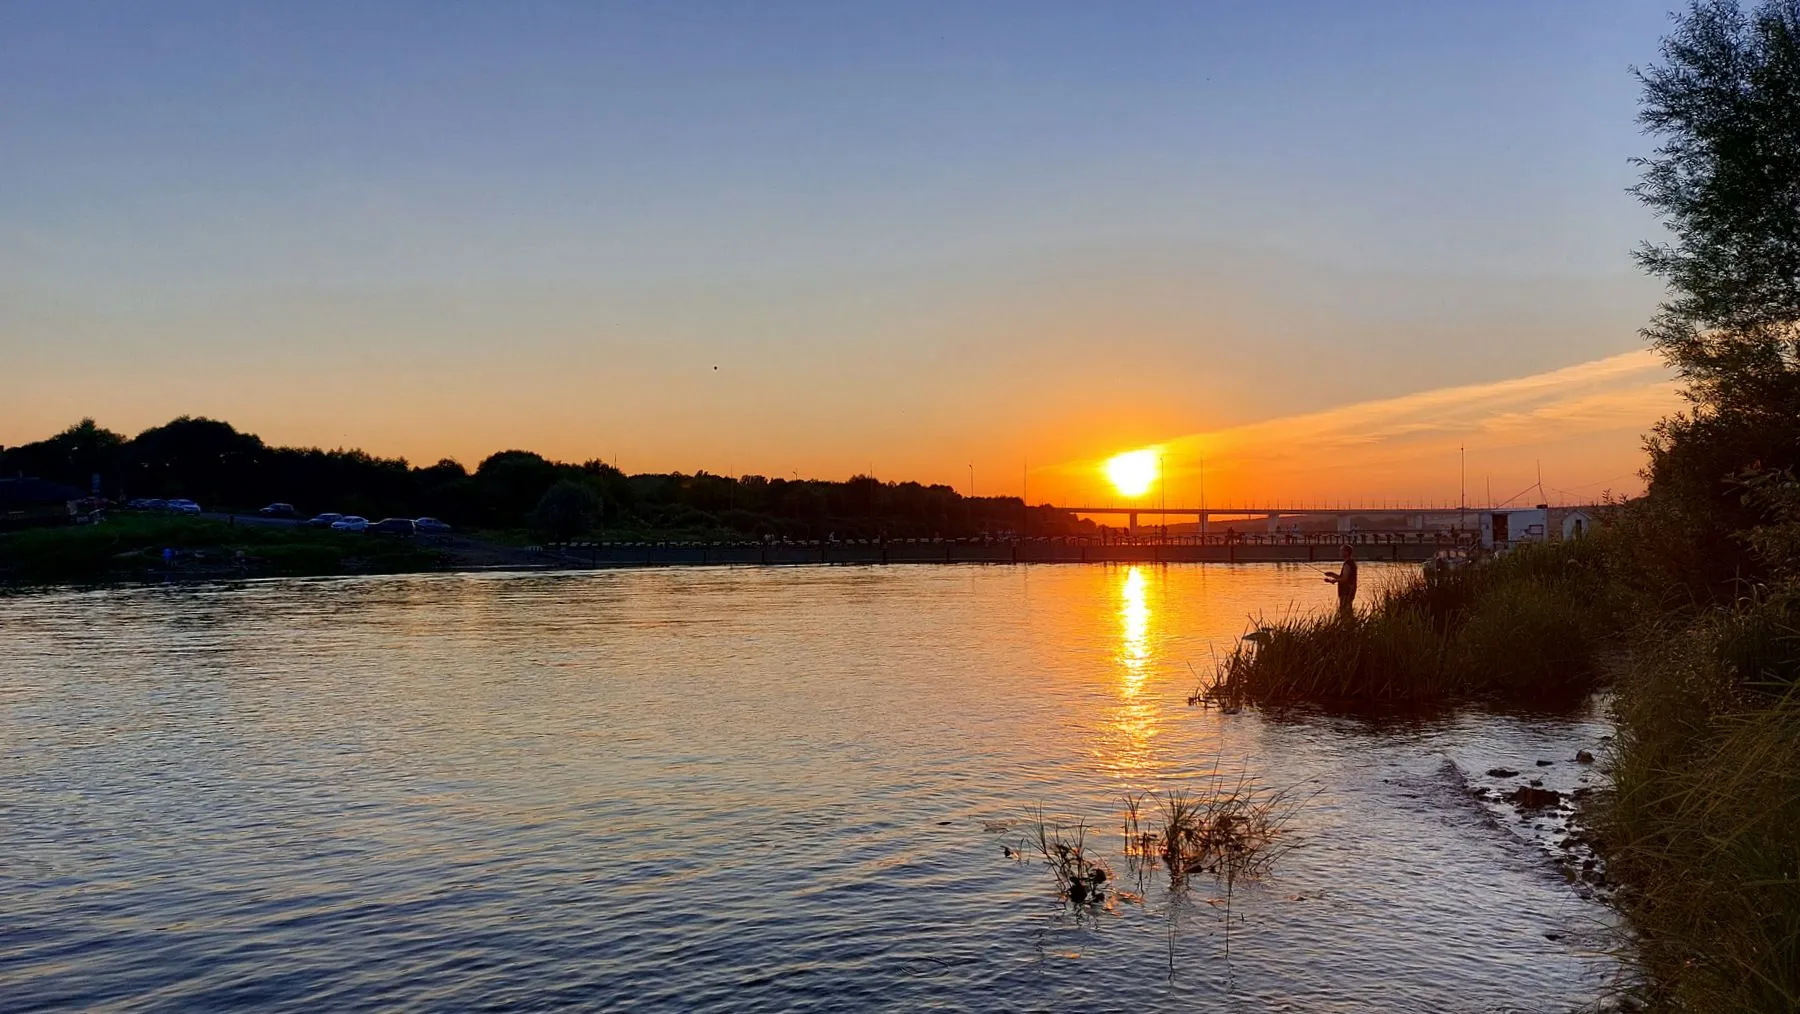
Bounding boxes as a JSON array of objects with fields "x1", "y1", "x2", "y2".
[{"x1": 1, "y1": 564, "x2": 1617, "y2": 1012}]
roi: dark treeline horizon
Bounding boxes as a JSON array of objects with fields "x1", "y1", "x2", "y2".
[{"x1": 0, "y1": 416, "x2": 1096, "y2": 541}]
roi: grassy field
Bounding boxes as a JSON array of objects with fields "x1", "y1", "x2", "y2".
[{"x1": 0, "y1": 514, "x2": 446, "y2": 586}]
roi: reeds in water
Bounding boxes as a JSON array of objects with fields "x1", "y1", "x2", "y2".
[
  {"x1": 1020, "y1": 775, "x2": 1305, "y2": 908},
  {"x1": 1015, "y1": 809, "x2": 1111, "y2": 905},
  {"x1": 1204, "y1": 539, "x2": 1620, "y2": 706},
  {"x1": 1150, "y1": 779, "x2": 1303, "y2": 888}
]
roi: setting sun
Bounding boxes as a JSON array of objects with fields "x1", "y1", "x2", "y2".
[{"x1": 1103, "y1": 449, "x2": 1160, "y2": 498}]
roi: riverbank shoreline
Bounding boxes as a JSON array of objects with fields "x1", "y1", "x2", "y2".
[
  {"x1": 0, "y1": 552, "x2": 1415, "y2": 593},
  {"x1": 1, "y1": 516, "x2": 1448, "y2": 590}
]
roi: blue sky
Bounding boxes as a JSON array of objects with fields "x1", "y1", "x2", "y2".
[{"x1": 3, "y1": 1, "x2": 1680, "y2": 498}]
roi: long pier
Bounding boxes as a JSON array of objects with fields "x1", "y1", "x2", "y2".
[
  {"x1": 542, "y1": 534, "x2": 1451, "y2": 568},
  {"x1": 531, "y1": 501, "x2": 1594, "y2": 569}
]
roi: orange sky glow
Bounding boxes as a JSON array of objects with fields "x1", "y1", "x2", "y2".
[
  {"x1": 1038, "y1": 350, "x2": 1677, "y2": 508},
  {"x1": 9, "y1": 348, "x2": 1676, "y2": 509}
]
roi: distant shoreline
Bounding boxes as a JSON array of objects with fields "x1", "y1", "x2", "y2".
[
  {"x1": 538, "y1": 540, "x2": 1443, "y2": 568},
  {"x1": 1, "y1": 520, "x2": 1442, "y2": 592}
]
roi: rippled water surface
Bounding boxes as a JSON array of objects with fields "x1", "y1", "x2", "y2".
[{"x1": 1, "y1": 564, "x2": 1617, "y2": 1012}]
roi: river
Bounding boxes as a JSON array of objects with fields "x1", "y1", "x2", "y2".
[{"x1": 0, "y1": 564, "x2": 1617, "y2": 1011}]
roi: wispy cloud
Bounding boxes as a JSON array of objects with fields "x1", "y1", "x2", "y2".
[{"x1": 1048, "y1": 350, "x2": 1678, "y2": 505}]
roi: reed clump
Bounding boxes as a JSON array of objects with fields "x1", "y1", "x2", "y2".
[
  {"x1": 1205, "y1": 538, "x2": 1620, "y2": 706},
  {"x1": 1016, "y1": 778, "x2": 1304, "y2": 908},
  {"x1": 1141, "y1": 782, "x2": 1302, "y2": 887}
]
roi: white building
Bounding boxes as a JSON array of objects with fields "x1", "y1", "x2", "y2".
[
  {"x1": 1480, "y1": 508, "x2": 1548, "y2": 549},
  {"x1": 1479, "y1": 506, "x2": 1599, "y2": 549}
]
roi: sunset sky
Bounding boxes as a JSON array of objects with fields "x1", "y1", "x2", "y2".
[{"x1": 4, "y1": 1, "x2": 1682, "y2": 504}]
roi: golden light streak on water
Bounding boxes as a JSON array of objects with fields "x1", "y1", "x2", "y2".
[
  {"x1": 1103, "y1": 565, "x2": 1162, "y2": 786},
  {"x1": 1119, "y1": 566, "x2": 1151, "y2": 696}
]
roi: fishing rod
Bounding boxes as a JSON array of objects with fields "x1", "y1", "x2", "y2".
[{"x1": 1293, "y1": 559, "x2": 1342, "y2": 583}]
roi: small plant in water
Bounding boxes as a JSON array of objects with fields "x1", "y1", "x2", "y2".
[
  {"x1": 1151, "y1": 778, "x2": 1300, "y2": 888},
  {"x1": 1142, "y1": 774, "x2": 1309, "y2": 969},
  {"x1": 1012, "y1": 775, "x2": 1307, "y2": 913},
  {"x1": 1012, "y1": 808, "x2": 1113, "y2": 905}
]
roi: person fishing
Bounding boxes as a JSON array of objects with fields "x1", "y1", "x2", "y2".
[{"x1": 1324, "y1": 544, "x2": 1358, "y2": 614}]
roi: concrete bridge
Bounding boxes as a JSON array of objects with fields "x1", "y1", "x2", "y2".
[{"x1": 1061, "y1": 504, "x2": 1483, "y2": 533}]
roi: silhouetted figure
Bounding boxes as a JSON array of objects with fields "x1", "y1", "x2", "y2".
[{"x1": 1325, "y1": 544, "x2": 1358, "y2": 615}]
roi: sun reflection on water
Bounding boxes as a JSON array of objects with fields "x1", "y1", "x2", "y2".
[
  {"x1": 1119, "y1": 566, "x2": 1151, "y2": 695},
  {"x1": 1105, "y1": 565, "x2": 1162, "y2": 784}
]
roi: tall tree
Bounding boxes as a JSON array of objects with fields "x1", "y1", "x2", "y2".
[
  {"x1": 1625, "y1": 2, "x2": 1800, "y2": 596},
  {"x1": 1634, "y1": 0, "x2": 1800, "y2": 411}
]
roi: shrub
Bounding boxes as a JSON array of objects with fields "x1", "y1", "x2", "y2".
[{"x1": 532, "y1": 480, "x2": 601, "y2": 540}]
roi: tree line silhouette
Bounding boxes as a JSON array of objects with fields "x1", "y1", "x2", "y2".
[{"x1": 0, "y1": 416, "x2": 1095, "y2": 540}]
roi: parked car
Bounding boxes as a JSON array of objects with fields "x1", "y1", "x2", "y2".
[
  {"x1": 165, "y1": 499, "x2": 201, "y2": 515},
  {"x1": 259, "y1": 502, "x2": 298, "y2": 517},
  {"x1": 127, "y1": 498, "x2": 161, "y2": 510},
  {"x1": 329, "y1": 516, "x2": 369, "y2": 532},
  {"x1": 368, "y1": 518, "x2": 416, "y2": 536},
  {"x1": 306, "y1": 513, "x2": 344, "y2": 528},
  {"x1": 414, "y1": 517, "x2": 452, "y2": 534}
]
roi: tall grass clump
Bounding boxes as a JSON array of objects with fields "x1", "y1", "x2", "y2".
[
  {"x1": 1207, "y1": 538, "x2": 1621, "y2": 706},
  {"x1": 1016, "y1": 776, "x2": 1306, "y2": 909},
  {"x1": 1145, "y1": 781, "x2": 1304, "y2": 887},
  {"x1": 1604, "y1": 593, "x2": 1800, "y2": 1011}
]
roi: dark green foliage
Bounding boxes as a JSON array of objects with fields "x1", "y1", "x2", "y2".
[
  {"x1": 0, "y1": 419, "x2": 126, "y2": 493},
  {"x1": 1738, "y1": 466, "x2": 1800, "y2": 576},
  {"x1": 1603, "y1": 10, "x2": 1800, "y2": 1004},
  {"x1": 474, "y1": 451, "x2": 562, "y2": 527},
  {"x1": 1634, "y1": 0, "x2": 1800, "y2": 348},
  {"x1": 0, "y1": 416, "x2": 1090, "y2": 540},
  {"x1": 532, "y1": 479, "x2": 601, "y2": 540},
  {"x1": 1624, "y1": 0, "x2": 1800, "y2": 603}
]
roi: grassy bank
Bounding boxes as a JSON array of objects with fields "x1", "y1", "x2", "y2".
[
  {"x1": 1207, "y1": 537, "x2": 1622, "y2": 707},
  {"x1": 0, "y1": 515, "x2": 447, "y2": 586},
  {"x1": 1603, "y1": 595, "x2": 1800, "y2": 1010}
]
